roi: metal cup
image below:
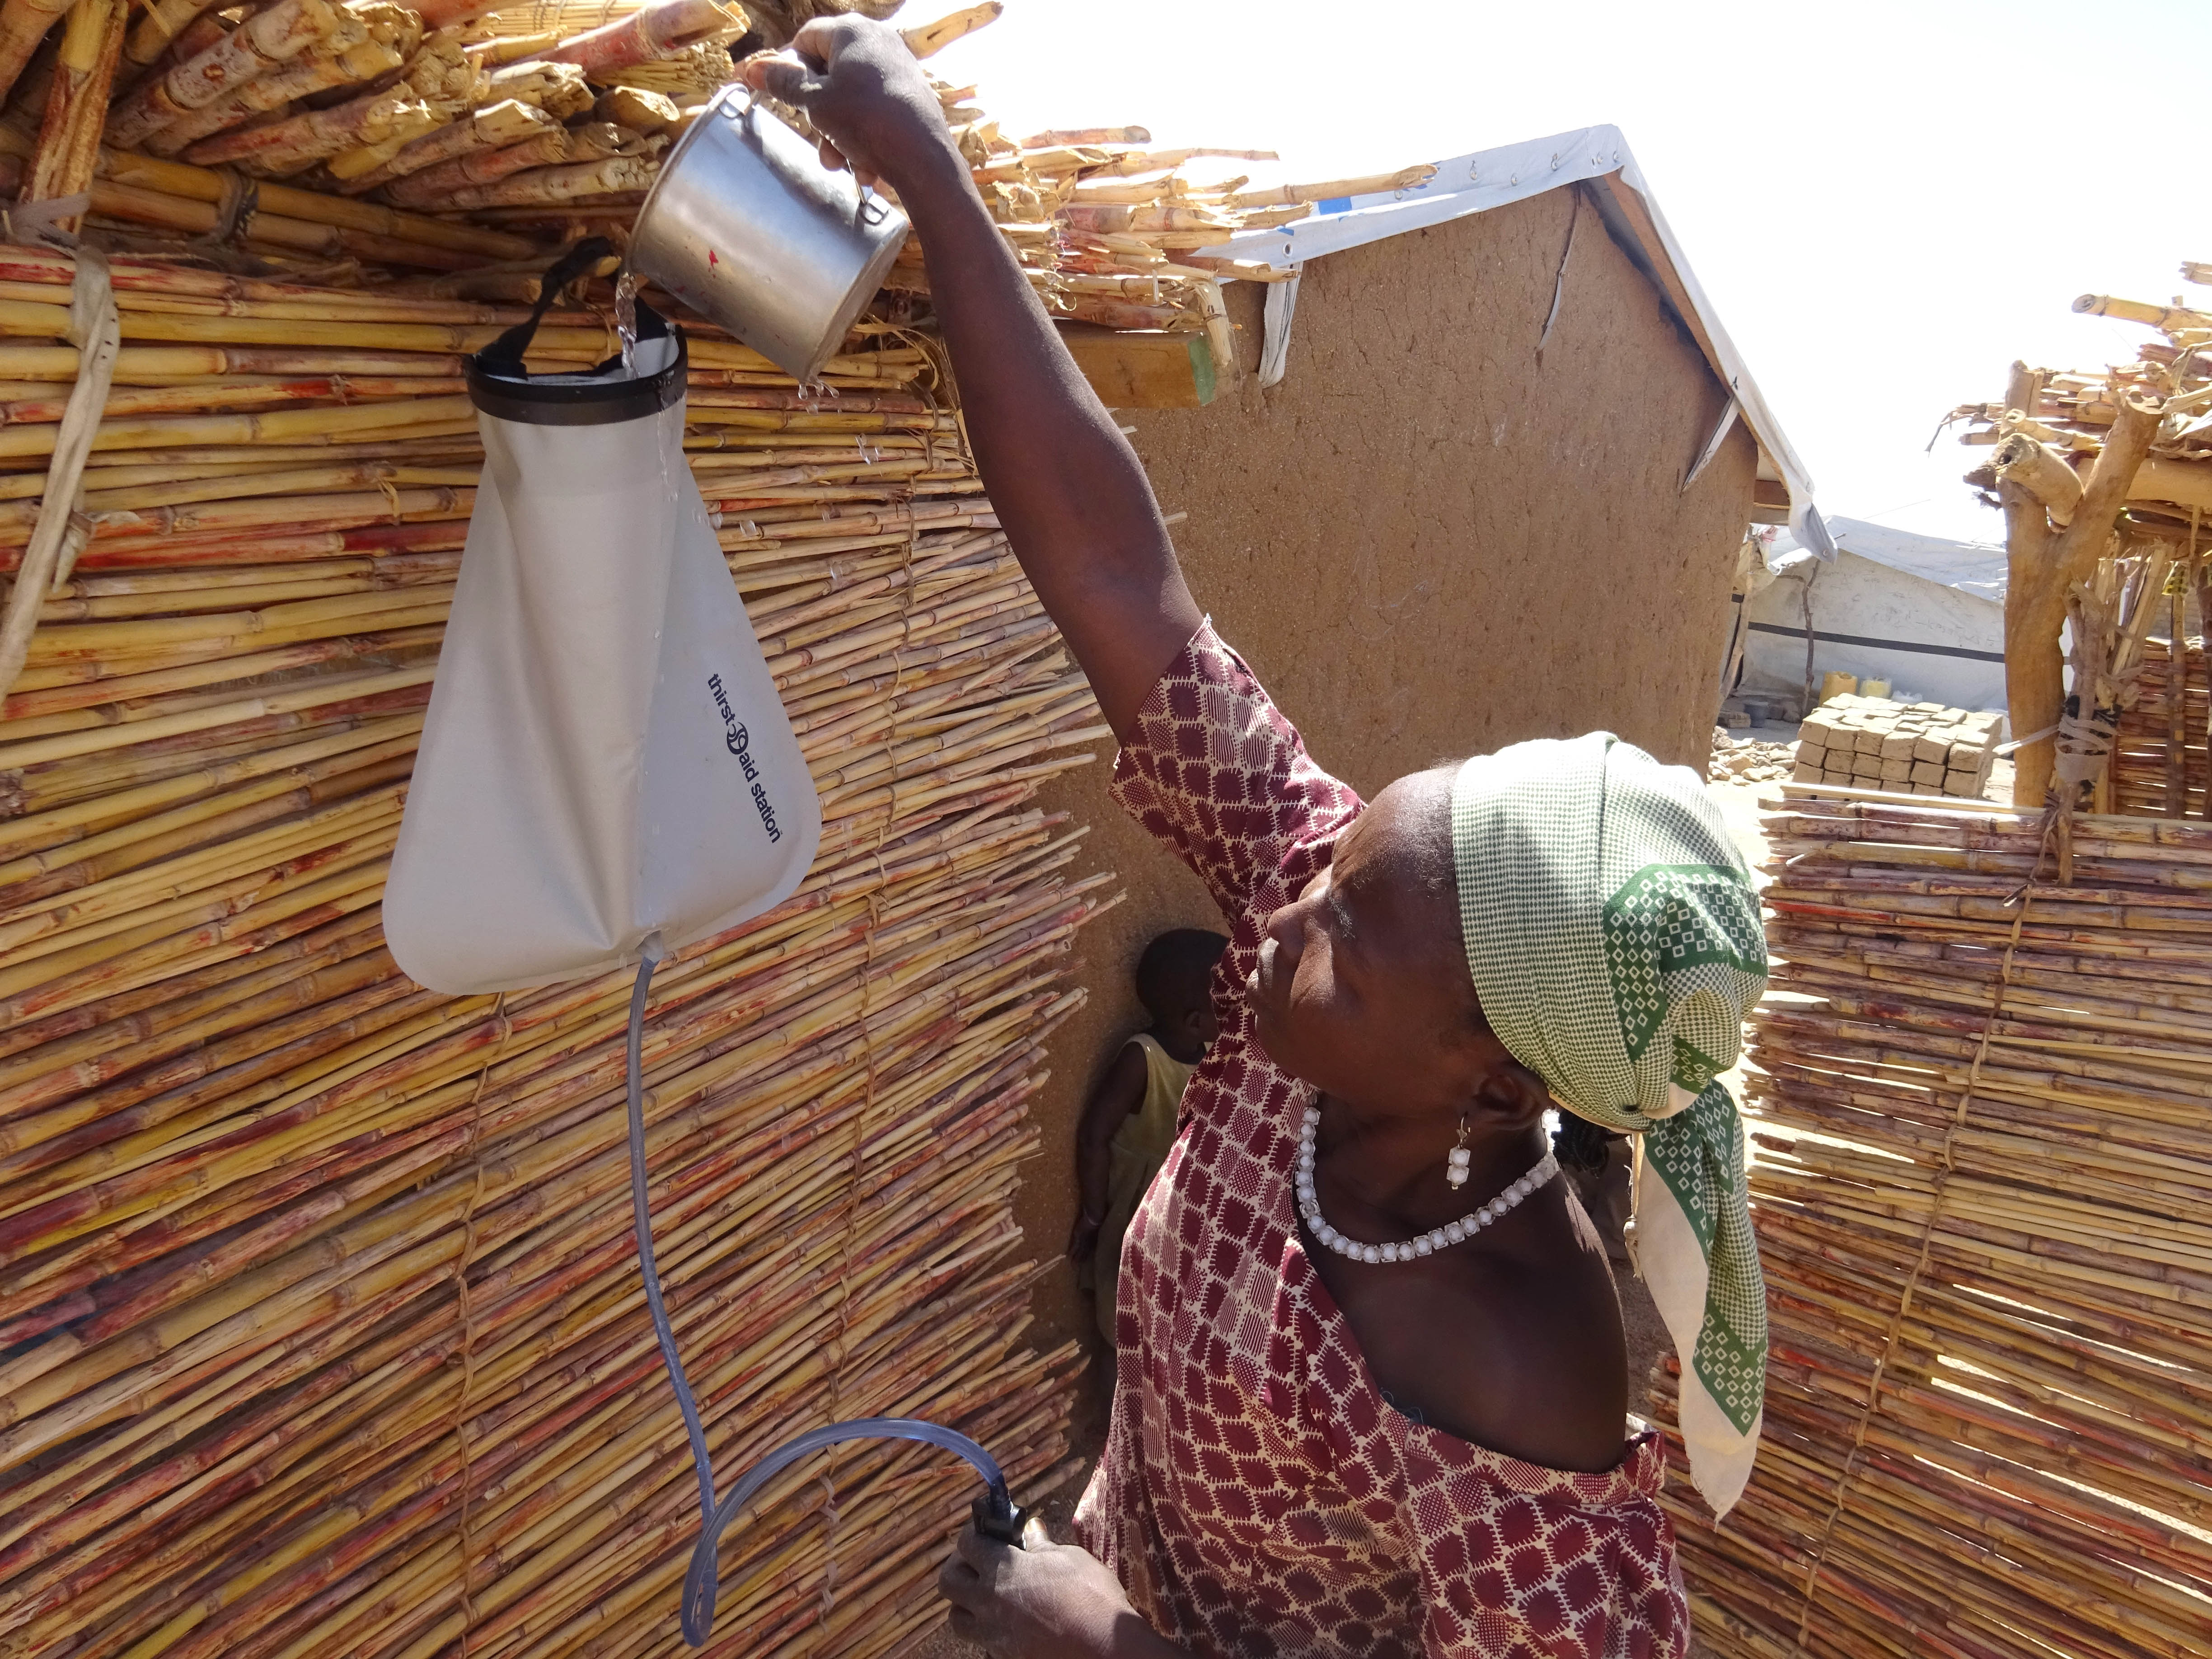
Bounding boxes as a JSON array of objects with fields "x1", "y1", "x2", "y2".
[{"x1": 630, "y1": 85, "x2": 911, "y2": 384}]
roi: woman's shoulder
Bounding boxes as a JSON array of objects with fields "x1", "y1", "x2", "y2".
[
  {"x1": 1110, "y1": 620, "x2": 1362, "y2": 922},
  {"x1": 1336, "y1": 1198, "x2": 1630, "y2": 1474}
]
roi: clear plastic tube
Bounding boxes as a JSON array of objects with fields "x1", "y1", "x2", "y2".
[{"x1": 622, "y1": 950, "x2": 1012, "y2": 1647}]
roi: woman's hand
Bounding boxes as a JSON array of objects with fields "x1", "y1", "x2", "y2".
[
  {"x1": 738, "y1": 16, "x2": 961, "y2": 198},
  {"x1": 937, "y1": 1519, "x2": 1181, "y2": 1658},
  {"x1": 747, "y1": 3, "x2": 1201, "y2": 741}
]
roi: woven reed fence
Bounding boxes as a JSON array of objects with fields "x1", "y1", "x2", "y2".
[
  {"x1": 2114, "y1": 635, "x2": 2207, "y2": 821},
  {"x1": 0, "y1": 241, "x2": 1109, "y2": 1659},
  {"x1": 1654, "y1": 786, "x2": 2212, "y2": 1659}
]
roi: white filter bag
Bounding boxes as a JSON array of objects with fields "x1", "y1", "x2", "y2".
[{"x1": 386, "y1": 291, "x2": 818, "y2": 994}]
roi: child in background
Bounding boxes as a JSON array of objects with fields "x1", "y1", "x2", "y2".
[{"x1": 1067, "y1": 928, "x2": 1228, "y2": 1344}]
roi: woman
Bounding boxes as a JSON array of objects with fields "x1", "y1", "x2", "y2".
[{"x1": 747, "y1": 26, "x2": 1768, "y2": 1659}]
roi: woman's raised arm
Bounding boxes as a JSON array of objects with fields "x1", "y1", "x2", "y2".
[{"x1": 743, "y1": 18, "x2": 1203, "y2": 741}]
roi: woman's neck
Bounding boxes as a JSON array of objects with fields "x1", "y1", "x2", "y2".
[{"x1": 1312, "y1": 1091, "x2": 1550, "y2": 1230}]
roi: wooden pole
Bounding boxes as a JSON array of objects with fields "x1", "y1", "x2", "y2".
[
  {"x1": 2168, "y1": 553, "x2": 2189, "y2": 820},
  {"x1": 1998, "y1": 360, "x2": 2162, "y2": 807}
]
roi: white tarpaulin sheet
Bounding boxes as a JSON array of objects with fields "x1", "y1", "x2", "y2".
[{"x1": 1818, "y1": 515, "x2": 2008, "y2": 604}]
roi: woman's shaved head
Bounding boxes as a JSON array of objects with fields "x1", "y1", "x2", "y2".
[{"x1": 1244, "y1": 769, "x2": 1545, "y2": 1129}]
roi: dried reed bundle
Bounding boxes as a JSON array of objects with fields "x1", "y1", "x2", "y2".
[
  {"x1": 2112, "y1": 635, "x2": 2208, "y2": 820},
  {"x1": 0, "y1": 241, "x2": 1111, "y2": 1659},
  {"x1": 107, "y1": 0, "x2": 351, "y2": 151},
  {"x1": 1653, "y1": 784, "x2": 2212, "y2": 1659},
  {"x1": 466, "y1": 30, "x2": 560, "y2": 70},
  {"x1": 434, "y1": 153, "x2": 657, "y2": 211},
  {"x1": 189, "y1": 66, "x2": 436, "y2": 178},
  {"x1": 381, "y1": 125, "x2": 576, "y2": 207},
  {"x1": 0, "y1": 17, "x2": 1334, "y2": 1653},
  {"x1": 531, "y1": 0, "x2": 740, "y2": 79},
  {"x1": 0, "y1": 126, "x2": 536, "y2": 266},
  {"x1": 594, "y1": 84, "x2": 680, "y2": 134},
  {"x1": 479, "y1": 56, "x2": 595, "y2": 120},
  {"x1": 17, "y1": 0, "x2": 125, "y2": 233},
  {"x1": 903, "y1": 73, "x2": 1324, "y2": 376},
  {"x1": 334, "y1": 98, "x2": 558, "y2": 198},
  {"x1": 117, "y1": 0, "x2": 230, "y2": 86},
  {"x1": 139, "y1": 8, "x2": 419, "y2": 160},
  {"x1": 0, "y1": 0, "x2": 71, "y2": 105},
  {"x1": 598, "y1": 42, "x2": 735, "y2": 97}
]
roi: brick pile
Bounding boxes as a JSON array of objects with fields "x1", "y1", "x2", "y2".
[
  {"x1": 1792, "y1": 694, "x2": 2002, "y2": 798},
  {"x1": 1708, "y1": 728, "x2": 1796, "y2": 784}
]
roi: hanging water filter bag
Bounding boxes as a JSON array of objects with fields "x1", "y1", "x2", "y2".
[
  {"x1": 384, "y1": 253, "x2": 818, "y2": 994},
  {"x1": 383, "y1": 246, "x2": 1028, "y2": 1647}
]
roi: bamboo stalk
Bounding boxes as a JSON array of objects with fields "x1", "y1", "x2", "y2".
[
  {"x1": 20, "y1": 0, "x2": 126, "y2": 229},
  {"x1": 107, "y1": 0, "x2": 351, "y2": 152},
  {"x1": 0, "y1": 0, "x2": 70, "y2": 103}
]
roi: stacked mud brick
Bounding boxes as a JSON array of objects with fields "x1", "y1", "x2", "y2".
[{"x1": 1791, "y1": 694, "x2": 2001, "y2": 798}]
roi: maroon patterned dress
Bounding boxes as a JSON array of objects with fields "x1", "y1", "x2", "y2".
[{"x1": 1071, "y1": 623, "x2": 1687, "y2": 1659}]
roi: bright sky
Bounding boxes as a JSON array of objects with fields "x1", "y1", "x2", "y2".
[{"x1": 931, "y1": 0, "x2": 2210, "y2": 547}]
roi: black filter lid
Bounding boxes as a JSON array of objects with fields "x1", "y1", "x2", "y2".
[{"x1": 464, "y1": 238, "x2": 688, "y2": 427}]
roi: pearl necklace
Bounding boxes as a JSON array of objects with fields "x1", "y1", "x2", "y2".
[{"x1": 1295, "y1": 1104, "x2": 1560, "y2": 1265}]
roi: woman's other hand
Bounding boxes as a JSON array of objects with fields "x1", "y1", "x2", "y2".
[
  {"x1": 937, "y1": 1518, "x2": 1181, "y2": 1658},
  {"x1": 738, "y1": 16, "x2": 960, "y2": 197}
]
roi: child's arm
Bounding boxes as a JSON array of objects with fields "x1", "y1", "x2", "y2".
[{"x1": 1066, "y1": 1041, "x2": 1149, "y2": 1261}]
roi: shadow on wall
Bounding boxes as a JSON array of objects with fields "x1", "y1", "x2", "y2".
[{"x1": 1012, "y1": 184, "x2": 1764, "y2": 1366}]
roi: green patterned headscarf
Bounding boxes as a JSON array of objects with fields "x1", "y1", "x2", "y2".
[{"x1": 1451, "y1": 732, "x2": 1766, "y2": 1517}]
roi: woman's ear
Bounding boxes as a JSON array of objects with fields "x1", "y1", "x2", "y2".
[{"x1": 1470, "y1": 1057, "x2": 1550, "y2": 1129}]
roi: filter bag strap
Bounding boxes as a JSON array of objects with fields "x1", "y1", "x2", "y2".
[
  {"x1": 476, "y1": 236, "x2": 621, "y2": 374},
  {"x1": 466, "y1": 237, "x2": 688, "y2": 427}
]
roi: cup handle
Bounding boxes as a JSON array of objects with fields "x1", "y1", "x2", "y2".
[{"x1": 857, "y1": 190, "x2": 891, "y2": 227}]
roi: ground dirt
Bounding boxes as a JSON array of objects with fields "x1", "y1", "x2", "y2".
[{"x1": 1709, "y1": 726, "x2": 1798, "y2": 787}]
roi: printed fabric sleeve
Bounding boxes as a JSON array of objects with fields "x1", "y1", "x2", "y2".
[{"x1": 1108, "y1": 620, "x2": 1362, "y2": 920}]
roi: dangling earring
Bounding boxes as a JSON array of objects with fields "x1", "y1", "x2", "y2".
[{"x1": 1445, "y1": 1114, "x2": 1471, "y2": 1189}]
